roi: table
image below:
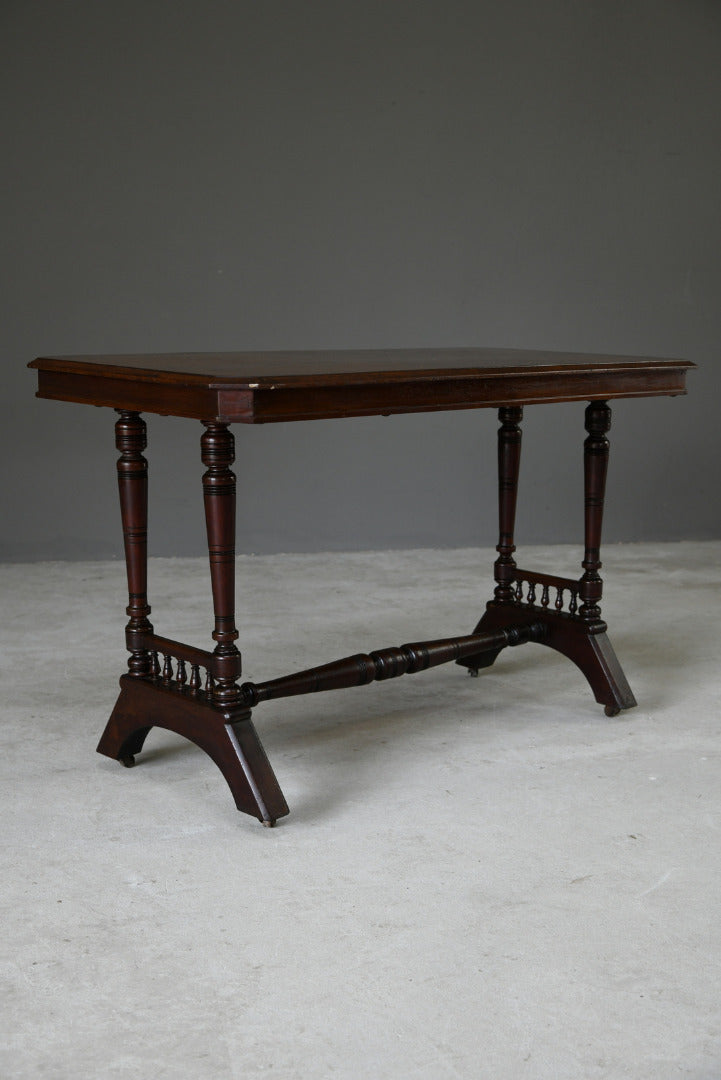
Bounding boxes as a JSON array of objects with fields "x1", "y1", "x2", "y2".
[{"x1": 30, "y1": 348, "x2": 694, "y2": 826}]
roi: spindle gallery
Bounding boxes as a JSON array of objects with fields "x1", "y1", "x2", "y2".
[{"x1": 29, "y1": 348, "x2": 694, "y2": 826}]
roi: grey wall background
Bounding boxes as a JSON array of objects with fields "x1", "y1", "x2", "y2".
[{"x1": 2, "y1": 0, "x2": 719, "y2": 561}]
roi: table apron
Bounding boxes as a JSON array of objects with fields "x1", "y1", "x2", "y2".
[{"x1": 35, "y1": 367, "x2": 688, "y2": 423}]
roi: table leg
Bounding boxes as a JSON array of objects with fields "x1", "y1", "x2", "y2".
[
  {"x1": 200, "y1": 422, "x2": 243, "y2": 708},
  {"x1": 458, "y1": 401, "x2": 636, "y2": 715},
  {"x1": 114, "y1": 411, "x2": 154, "y2": 677},
  {"x1": 473, "y1": 404, "x2": 524, "y2": 671},
  {"x1": 96, "y1": 416, "x2": 289, "y2": 825}
]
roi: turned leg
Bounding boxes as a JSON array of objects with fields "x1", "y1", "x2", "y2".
[
  {"x1": 576, "y1": 401, "x2": 636, "y2": 713},
  {"x1": 579, "y1": 401, "x2": 610, "y2": 626},
  {"x1": 115, "y1": 411, "x2": 153, "y2": 677},
  {"x1": 97, "y1": 416, "x2": 289, "y2": 825},
  {"x1": 494, "y1": 406, "x2": 524, "y2": 603},
  {"x1": 458, "y1": 406, "x2": 523, "y2": 673},
  {"x1": 200, "y1": 422, "x2": 243, "y2": 708},
  {"x1": 459, "y1": 400, "x2": 636, "y2": 715},
  {"x1": 98, "y1": 676, "x2": 288, "y2": 823}
]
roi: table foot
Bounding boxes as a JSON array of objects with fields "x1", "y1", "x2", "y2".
[
  {"x1": 457, "y1": 603, "x2": 636, "y2": 715},
  {"x1": 97, "y1": 674, "x2": 289, "y2": 825}
]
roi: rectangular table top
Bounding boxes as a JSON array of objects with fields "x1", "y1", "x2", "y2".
[{"x1": 30, "y1": 347, "x2": 694, "y2": 423}]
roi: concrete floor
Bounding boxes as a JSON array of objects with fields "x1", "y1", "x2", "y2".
[{"x1": 1, "y1": 542, "x2": 720, "y2": 1079}]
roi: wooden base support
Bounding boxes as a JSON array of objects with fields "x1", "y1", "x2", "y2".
[
  {"x1": 97, "y1": 623, "x2": 547, "y2": 824},
  {"x1": 460, "y1": 400, "x2": 636, "y2": 717},
  {"x1": 238, "y1": 623, "x2": 545, "y2": 707},
  {"x1": 457, "y1": 603, "x2": 636, "y2": 716},
  {"x1": 97, "y1": 674, "x2": 290, "y2": 825},
  {"x1": 99, "y1": 399, "x2": 638, "y2": 827}
]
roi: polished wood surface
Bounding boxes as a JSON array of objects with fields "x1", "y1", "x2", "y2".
[
  {"x1": 30, "y1": 348, "x2": 693, "y2": 423},
  {"x1": 200, "y1": 422, "x2": 243, "y2": 707},
  {"x1": 97, "y1": 675, "x2": 289, "y2": 824},
  {"x1": 29, "y1": 348, "x2": 694, "y2": 824},
  {"x1": 115, "y1": 412, "x2": 154, "y2": 678},
  {"x1": 455, "y1": 401, "x2": 636, "y2": 716},
  {"x1": 238, "y1": 623, "x2": 546, "y2": 708}
]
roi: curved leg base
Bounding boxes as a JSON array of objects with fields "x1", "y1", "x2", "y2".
[
  {"x1": 458, "y1": 603, "x2": 636, "y2": 715},
  {"x1": 97, "y1": 675, "x2": 289, "y2": 825}
]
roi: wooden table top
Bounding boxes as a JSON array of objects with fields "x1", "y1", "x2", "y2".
[{"x1": 30, "y1": 347, "x2": 694, "y2": 423}]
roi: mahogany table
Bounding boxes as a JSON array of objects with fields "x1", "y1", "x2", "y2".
[{"x1": 30, "y1": 348, "x2": 694, "y2": 826}]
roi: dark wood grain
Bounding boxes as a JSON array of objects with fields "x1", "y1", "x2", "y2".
[
  {"x1": 239, "y1": 623, "x2": 546, "y2": 707},
  {"x1": 493, "y1": 406, "x2": 523, "y2": 603},
  {"x1": 97, "y1": 675, "x2": 289, "y2": 825},
  {"x1": 115, "y1": 412, "x2": 153, "y2": 677},
  {"x1": 28, "y1": 346, "x2": 693, "y2": 382},
  {"x1": 30, "y1": 348, "x2": 694, "y2": 423},
  {"x1": 457, "y1": 396, "x2": 636, "y2": 715},
  {"x1": 579, "y1": 401, "x2": 611, "y2": 626},
  {"x1": 458, "y1": 604, "x2": 636, "y2": 716},
  {"x1": 200, "y1": 422, "x2": 243, "y2": 708},
  {"x1": 28, "y1": 345, "x2": 694, "y2": 824}
]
